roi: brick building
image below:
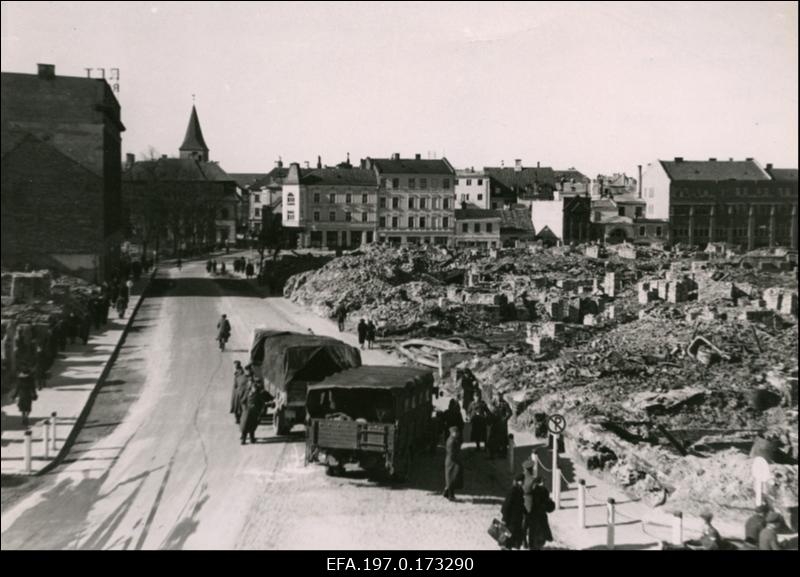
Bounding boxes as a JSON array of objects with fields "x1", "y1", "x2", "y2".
[
  {"x1": 641, "y1": 157, "x2": 797, "y2": 249},
  {"x1": 1, "y1": 63, "x2": 125, "y2": 281}
]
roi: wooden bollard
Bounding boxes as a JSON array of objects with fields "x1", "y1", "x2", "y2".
[
  {"x1": 42, "y1": 419, "x2": 50, "y2": 459},
  {"x1": 578, "y1": 479, "x2": 586, "y2": 528},
  {"x1": 607, "y1": 498, "x2": 616, "y2": 550},
  {"x1": 24, "y1": 430, "x2": 33, "y2": 474},
  {"x1": 50, "y1": 412, "x2": 57, "y2": 451},
  {"x1": 552, "y1": 434, "x2": 560, "y2": 509},
  {"x1": 672, "y1": 511, "x2": 683, "y2": 546}
]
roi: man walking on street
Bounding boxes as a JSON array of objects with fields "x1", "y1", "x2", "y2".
[
  {"x1": 336, "y1": 305, "x2": 347, "y2": 332},
  {"x1": 443, "y1": 426, "x2": 463, "y2": 501},
  {"x1": 230, "y1": 361, "x2": 247, "y2": 424},
  {"x1": 357, "y1": 318, "x2": 367, "y2": 350},
  {"x1": 240, "y1": 376, "x2": 267, "y2": 445},
  {"x1": 501, "y1": 473, "x2": 526, "y2": 549},
  {"x1": 522, "y1": 467, "x2": 554, "y2": 550},
  {"x1": 366, "y1": 320, "x2": 376, "y2": 349}
]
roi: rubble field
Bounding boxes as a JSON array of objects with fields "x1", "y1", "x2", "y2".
[{"x1": 284, "y1": 242, "x2": 799, "y2": 526}]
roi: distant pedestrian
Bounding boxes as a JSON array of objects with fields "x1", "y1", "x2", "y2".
[
  {"x1": 745, "y1": 505, "x2": 769, "y2": 546},
  {"x1": 230, "y1": 361, "x2": 248, "y2": 424},
  {"x1": 487, "y1": 394, "x2": 513, "y2": 459},
  {"x1": 212, "y1": 260, "x2": 218, "y2": 274},
  {"x1": 221, "y1": 262, "x2": 227, "y2": 275},
  {"x1": 177, "y1": 257, "x2": 182, "y2": 270},
  {"x1": 758, "y1": 512, "x2": 783, "y2": 550},
  {"x1": 99, "y1": 294, "x2": 110, "y2": 325},
  {"x1": 443, "y1": 426, "x2": 463, "y2": 501},
  {"x1": 357, "y1": 318, "x2": 367, "y2": 350},
  {"x1": 336, "y1": 305, "x2": 347, "y2": 332},
  {"x1": 65, "y1": 312, "x2": 79, "y2": 344},
  {"x1": 522, "y1": 468, "x2": 554, "y2": 550},
  {"x1": 442, "y1": 399, "x2": 464, "y2": 442},
  {"x1": 79, "y1": 312, "x2": 90, "y2": 345},
  {"x1": 467, "y1": 391, "x2": 490, "y2": 451},
  {"x1": 115, "y1": 295, "x2": 127, "y2": 319},
  {"x1": 501, "y1": 473, "x2": 526, "y2": 549},
  {"x1": 240, "y1": 377, "x2": 267, "y2": 445},
  {"x1": 206, "y1": 259, "x2": 213, "y2": 273},
  {"x1": 33, "y1": 341, "x2": 48, "y2": 390},
  {"x1": 456, "y1": 368, "x2": 478, "y2": 412},
  {"x1": 245, "y1": 262, "x2": 254, "y2": 279},
  {"x1": 366, "y1": 320, "x2": 376, "y2": 349},
  {"x1": 12, "y1": 368, "x2": 37, "y2": 428},
  {"x1": 132, "y1": 260, "x2": 142, "y2": 281},
  {"x1": 126, "y1": 276, "x2": 134, "y2": 296}
]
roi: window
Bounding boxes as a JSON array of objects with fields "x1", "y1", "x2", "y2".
[
  {"x1": 462, "y1": 223, "x2": 469, "y2": 233},
  {"x1": 486, "y1": 223, "x2": 493, "y2": 233},
  {"x1": 618, "y1": 207, "x2": 625, "y2": 217},
  {"x1": 362, "y1": 194, "x2": 368, "y2": 204},
  {"x1": 409, "y1": 178, "x2": 416, "y2": 189},
  {"x1": 474, "y1": 223, "x2": 480, "y2": 233},
  {"x1": 379, "y1": 216, "x2": 386, "y2": 228},
  {"x1": 254, "y1": 194, "x2": 260, "y2": 203},
  {"x1": 254, "y1": 208, "x2": 261, "y2": 217},
  {"x1": 419, "y1": 216, "x2": 426, "y2": 228},
  {"x1": 433, "y1": 217, "x2": 440, "y2": 229},
  {"x1": 460, "y1": 194, "x2": 466, "y2": 201},
  {"x1": 329, "y1": 193, "x2": 335, "y2": 204},
  {"x1": 477, "y1": 179, "x2": 483, "y2": 186},
  {"x1": 391, "y1": 216, "x2": 398, "y2": 228},
  {"x1": 656, "y1": 226, "x2": 662, "y2": 237},
  {"x1": 432, "y1": 197, "x2": 439, "y2": 209},
  {"x1": 420, "y1": 178, "x2": 427, "y2": 189},
  {"x1": 443, "y1": 217, "x2": 449, "y2": 228},
  {"x1": 639, "y1": 226, "x2": 646, "y2": 236},
  {"x1": 443, "y1": 199, "x2": 450, "y2": 209},
  {"x1": 466, "y1": 179, "x2": 472, "y2": 186},
  {"x1": 392, "y1": 197, "x2": 400, "y2": 209},
  {"x1": 594, "y1": 211, "x2": 601, "y2": 221},
  {"x1": 361, "y1": 212, "x2": 368, "y2": 223},
  {"x1": 346, "y1": 193, "x2": 352, "y2": 204},
  {"x1": 379, "y1": 197, "x2": 386, "y2": 208},
  {"x1": 477, "y1": 194, "x2": 483, "y2": 201},
  {"x1": 314, "y1": 211, "x2": 320, "y2": 222},
  {"x1": 443, "y1": 179, "x2": 450, "y2": 189},
  {"x1": 345, "y1": 212, "x2": 352, "y2": 222},
  {"x1": 287, "y1": 192, "x2": 296, "y2": 206},
  {"x1": 329, "y1": 211, "x2": 336, "y2": 222},
  {"x1": 635, "y1": 206, "x2": 643, "y2": 218},
  {"x1": 408, "y1": 197, "x2": 415, "y2": 209},
  {"x1": 287, "y1": 211, "x2": 295, "y2": 220},
  {"x1": 419, "y1": 197, "x2": 426, "y2": 209},
  {"x1": 392, "y1": 178, "x2": 400, "y2": 189},
  {"x1": 408, "y1": 217, "x2": 414, "y2": 228},
  {"x1": 313, "y1": 193, "x2": 321, "y2": 204}
]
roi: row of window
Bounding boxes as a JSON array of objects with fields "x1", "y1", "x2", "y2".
[
  {"x1": 456, "y1": 178, "x2": 484, "y2": 186},
  {"x1": 380, "y1": 197, "x2": 451, "y2": 210},
  {"x1": 460, "y1": 222, "x2": 494, "y2": 234},
  {"x1": 381, "y1": 177, "x2": 451, "y2": 190},
  {"x1": 459, "y1": 193, "x2": 484, "y2": 202},
  {"x1": 311, "y1": 211, "x2": 371, "y2": 223},
  {"x1": 378, "y1": 216, "x2": 451, "y2": 230},
  {"x1": 308, "y1": 192, "x2": 372, "y2": 205},
  {"x1": 637, "y1": 226, "x2": 664, "y2": 237}
]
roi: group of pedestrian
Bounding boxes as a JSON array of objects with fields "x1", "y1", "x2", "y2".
[
  {"x1": 232, "y1": 258, "x2": 255, "y2": 279},
  {"x1": 230, "y1": 361, "x2": 270, "y2": 445},
  {"x1": 106, "y1": 275, "x2": 132, "y2": 319},
  {"x1": 356, "y1": 318, "x2": 377, "y2": 350},
  {"x1": 500, "y1": 461, "x2": 554, "y2": 550},
  {"x1": 466, "y1": 389, "x2": 512, "y2": 458},
  {"x1": 206, "y1": 259, "x2": 219, "y2": 274}
]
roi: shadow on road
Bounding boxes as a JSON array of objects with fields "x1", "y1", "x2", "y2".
[{"x1": 146, "y1": 277, "x2": 263, "y2": 299}]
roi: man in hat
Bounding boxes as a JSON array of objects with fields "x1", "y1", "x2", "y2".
[
  {"x1": 745, "y1": 504, "x2": 769, "y2": 546},
  {"x1": 230, "y1": 361, "x2": 247, "y2": 424},
  {"x1": 758, "y1": 512, "x2": 783, "y2": 550},
  {"x1": 522, "y1": 469, "x2": 554, "y2": 550},
  {"x1": 501, "y1": 473, "x2": 526, "y2": 549},
  {"x1": 443, "y1": 426, "x2": 463, "y2": 501}
]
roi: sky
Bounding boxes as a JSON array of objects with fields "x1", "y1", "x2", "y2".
[{"x1": 2, "y1": 1, "x2": 797, "y2": 176}]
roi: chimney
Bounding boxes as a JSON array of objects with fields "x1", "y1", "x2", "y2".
[
  {"x1": 514, "y1": 159, "x2": 522, "y2": 172},
  {"x1": 391, "y1": 152, "x2": 400, "y2": 161},
  {"x1": 161, "y1": 154, "x2": 168, "y2": 159},
  {"x1": 766, "y1": 163, "x2": 773, "y2": 170},
  {"x1": 275, "y1": 157, "x2": 283, "y2": 168},
  {"x1": 674, "y1": 157, "x2": 684, "y2": 163},
  {"x1": 708, "y1": 157, "x2": 717, "y2": 161},
  {"x1": 501, "y1": 160, "x2": 505, "y2": 168},
  {"x1": 745, "y1": 157, "x2": 754, "y2": 161},
  {"x1": 317, "y1": 155, "x2": 322, "y2": 169},
  {"x1": 304, "y1": 161, "x2": 310, "y2": 169},
  {"x1": 125, "y1": 153, "x2": 135, "y2": 170},
  {"x1": 37, "y1": 63, "x2": 55, "y2": 79},
  {"x1": 415, "y1": 153, "x2": 421, "y2": 160},
  {"x1": 537, "y1": 161, "x2": 540, "y2": 169},
  {"x1": 637, "y1": 164, "x2": 642, "y2": 198}
]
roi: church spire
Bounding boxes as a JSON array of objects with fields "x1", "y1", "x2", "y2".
[{"x1": 179, "y1": 104, "x2": 209, "y2": 161}]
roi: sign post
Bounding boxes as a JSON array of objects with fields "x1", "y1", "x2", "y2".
[{"x1": 547, "y1": 414, "x2": 567, "y2": 510}]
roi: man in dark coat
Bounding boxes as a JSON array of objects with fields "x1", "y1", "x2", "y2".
[
  {"x1": 442, "y1": 399, "x2": 464, "y2": 442},
  {"x1": 79, "y1": 312, "x2": 91, "y2": 345},
  {"x1": 457, "y1": 368, "x2": 477, "y2": 412},
  {"x1": 240, "y1": 378, "x2": 267, "y2": 444},
  {"x1": 366, "y1": 320, "x2": 376, "y2": 349},
  {"x1": 230, "y1": 361, "x2": 248, "y2": 424},
  {"x1": 745, "y1": 505, "x2": 769, "y2": 546},
  {"x1": 487, "y1": 394, "x2": 513, "y2": 458},
  {"x1": 443, "y1": 426, "x2": 463, "y2": 501},
  {"x1": 467, "y1": 392, "x2": 489, "y2": 451},
  {"x1": 217, "y1": 314, "x2": 231, "y2": 349},
  {"x1": 65, "y1": 312, "x2": 79, "y2": 344},
  {"x1": 501, "y1": 473, "x2": 526, "y2": 549},
  {"x1": 246, "y1": 262, "x2": 254, "y2": 279},
  {"x1": 357, "y1": 318, "x2": 367, "y2": 350},
  {"x1": 12, "y1": 368, "x2": 38, "y2": 428},
  {"x1": 115, "y1": 295, "x2": 127, "y2": 319},
  {"x1": 522, "y1": 467, "x2": 554, "y2": 550}
]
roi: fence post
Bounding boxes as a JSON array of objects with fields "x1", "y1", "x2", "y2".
[
  {"x1": 50, "y1": 412, "x2": 57, "y2": 451},
  {"x1": 672, "y1": 511, "x2": 683, "y2": 546},
  {"x1": 42, "y1": 419, "x2": 50, "y2": 459},
  {"x1": 578, "y1": 479, "x2": 586, "y2": 528},
  {"x1": 607, "y1": 498, "x2": 616, "y2": 550},
  {"x1": 552, "y1": 433, "x2": 560, "y2": 509},
  {"x1": 24, "y1": 430, "x2": 33, "y2": 474}
]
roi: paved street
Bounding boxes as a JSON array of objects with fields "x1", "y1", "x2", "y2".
[{"x1": 0, "y1": 259, "x2": 528, "y2": 550}]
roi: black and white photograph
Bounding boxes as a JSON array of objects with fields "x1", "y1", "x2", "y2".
[{"x1": 0, "y1": 0, "x2": 797, "y2": 555}]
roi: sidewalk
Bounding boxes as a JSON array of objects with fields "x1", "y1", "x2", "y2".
[{"x1": 0, "y1": 271, "x2": 155, "y2": 476}]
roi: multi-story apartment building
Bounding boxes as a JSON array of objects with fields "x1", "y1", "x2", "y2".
[
  {"x1": 454, "y1": 209, "x2": 501, "y2": 248},
  {"x1": 641, "y1": 157, "x2": 797, "y2": 249},
  {"x1": 455, "y1": 168, "x2": 517, "y2": 209},
  {"x1": 366, "y1": 154, "x2": 456, "y2": 246},
  {"x1": 282, "y1": 162, "x2": 379, "y2": 248}
]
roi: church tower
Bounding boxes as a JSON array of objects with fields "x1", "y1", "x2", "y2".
[{"x1": 179, "y1": 104, "x2": 209, "y2": 162}]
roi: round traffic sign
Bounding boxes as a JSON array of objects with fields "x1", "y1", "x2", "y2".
[
  {"x1": 752, "y1": 456, "x2": 771, "y2": 482},
  {"x1": 547, "y1": 414, "x2": 566, "y2": 435}
]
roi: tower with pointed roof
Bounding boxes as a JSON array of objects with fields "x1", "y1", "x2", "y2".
[{"x1": 179, "y1": 104, "x2": 209, "y2": 162}]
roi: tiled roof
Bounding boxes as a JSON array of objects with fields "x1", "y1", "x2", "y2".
[
  {"x1": 498, "y1": 208, "x2": 534, "y2": 232},
  {"x1": 484, "y1": 167, "x2": 556, "y2": 196},
  {"x1": 766, "y1": 168, "x2": 798, "y2": 182},
  {"x1": 229, "y1": 173, "x2": 269, "y2": 188},
  {"x1": 370, "y1": 158, "x2": 454, "y2": 175},
  {"x1": 300, "y1": 167, "x2": 377, "y2": 187},
  {"x1": 554, "y1": 169, "x2": 589, "y2": 182},
  {"x1": 124, "y1": 157, "x2": 235, "y2": 182},
  {"x1": 179, "y1": 105, "x2": 209, "y2": 152},
  {"x1": 659, "y1": 159, "x2": 770, "y2": 181}
]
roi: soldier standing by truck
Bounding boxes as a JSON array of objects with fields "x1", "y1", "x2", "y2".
[{"x1": 240, "y1": 374, "x2": 267, "y2": 445}]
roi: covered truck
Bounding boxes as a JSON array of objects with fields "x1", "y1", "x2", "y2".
[
  {"x1": 249, "y1": 329, "x2": 362, "y2": 435},
  {"x1": 305, "y1": 366, "x2": 437, "y2": 480}
]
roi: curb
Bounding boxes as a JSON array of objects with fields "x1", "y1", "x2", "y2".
[{"x1": 35, "y1": 268, "x2": 158, "y2": 476}]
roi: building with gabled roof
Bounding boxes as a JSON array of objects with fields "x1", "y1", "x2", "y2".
[{"x1": 179, "y1": 105, "x2": 209, "y2": 162}]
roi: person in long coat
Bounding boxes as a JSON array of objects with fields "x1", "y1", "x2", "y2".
[
  {"x1": 357, "y1": 318, "x2": 367, "y2": 350},
  {"x1": 12, "y1": 368, "x2": 37, "y2": 428},
  {"x1": 442, "y1": 399, "x2": 464, "y2": 442},
  {"x1": 501, "y1": 473, "x2": 526, "y2": 549},
  {"x1": 487, "y1": 395, "x2": 513, "y2": 458},
  {"x1": 443, "y1": 426, "x2": 463, "y2": 501},
  {"x1": 365, "y1": 320, "x2": 376, "y2": 349},
  {"x1": 240, "y1": 379, "x2": 267, "y2": 444},
  {"x1": 217, "y1": 314, "x2": 231, "y2": 347},
  {"x1": 522, "y1": 468, "x2": 554, "y2": 550},
  {"x1": 229, "y1": 361, "x2": 248, "y2": 424},
  {"x1": 467, "y1": 392, "x2": 489, "y2": 451}
]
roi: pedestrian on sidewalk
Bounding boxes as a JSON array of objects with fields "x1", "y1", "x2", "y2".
[
  {"x1": 12, "y1": 367, "x2": 37, "y2": 428},
  {"x1": 206, "y1": 259, "x2": 213, "y2": 274},
  {"x1": 336, "y1": 305, "x2": 347, "y2": 332},
  {"x1": 501, "y1": 473, "x2": 526, "y2": 550},
  {"x1": 467, "y1": 391, "x2": 489, "y2": 451},
  {"x1": 357, "y1": 319, "x2": 367, "y2": 350},
  {"x1": 221, "y1": 262, "x2": 227, "y2": 275},
  {"x1": 100, "y1": 293, "x2": 110, "y2": 325},
  {"x1": 246, "y1": 261, "x2": 254, "y2": 279},
  {"x1": 240, "y1": 377, "x2": 267, "y2": 445},
  {"x1": 230, "y1": 361, "x2": 247, "y2": 425},
  {"x1": 522, "y1": 469, "x2": 554, "y2": 550},
  {"x1": 366, "y1": 320, "x2": 376, "y2": 349},
  {"x1": 443, "y1": 426, "x2": 463, "y2": 501},
  {"x1": 79, "y1": 311, "x2": 90, "y2": 345},
  {"x1": 442, "y1": 399, "x2": 464, "y2": 443},
  {"x1": 115, "y1": 295, "x2": 127, "y2": 319},
  {"x1": 65, "y1": 312, "x2": 79, "y2": 345}
]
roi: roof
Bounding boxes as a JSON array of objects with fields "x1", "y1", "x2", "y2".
[
  {"x1": 228, "y1": 173, "x2": 269, "y2": 188},
  {"x1": 179, "y1": 105, "x2": 209, "y2": 152},
  {"x1": 300, "y1": 167, "x2": 377, "y2": 187},
  {"x1": 455, "y1": 208, "x2": 501, "y2": 221},
  {"x1": 124, "y1": 157, "x2": 236, "y2": 182},
  {"x1": 614, "y1": 193, "x2": 645, "y2": 204},
  {"x1": 484, "y1": 166, "x2": 556, "y2": 196},
  {"x1": 535, "y1": 226, "x2": 559, "y2": 241},
  {"x1": 766, "y1": 168, "x2": 798, "y2": 182},
  {"x1": 370, "y1": 157, "x2": 454, "y2": 175},
  {"x1": 554, "y1": 169, "x2": 590, "y2": 183},
  {"x1": 659, "y1": 159, "x2": 770, "y2": 182},
  {"x1": 249, "y1": 330, "x2": 361, "y2": 391},
  {"x1": 307, "y1": 366, "x2": 434, "y2": 392},
  {"x1": 498, "y1": 208, "x2": 535, "y2": 233},
  {"x1": 592, "y1": 198, "x2": 618, "y2": 210}
]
